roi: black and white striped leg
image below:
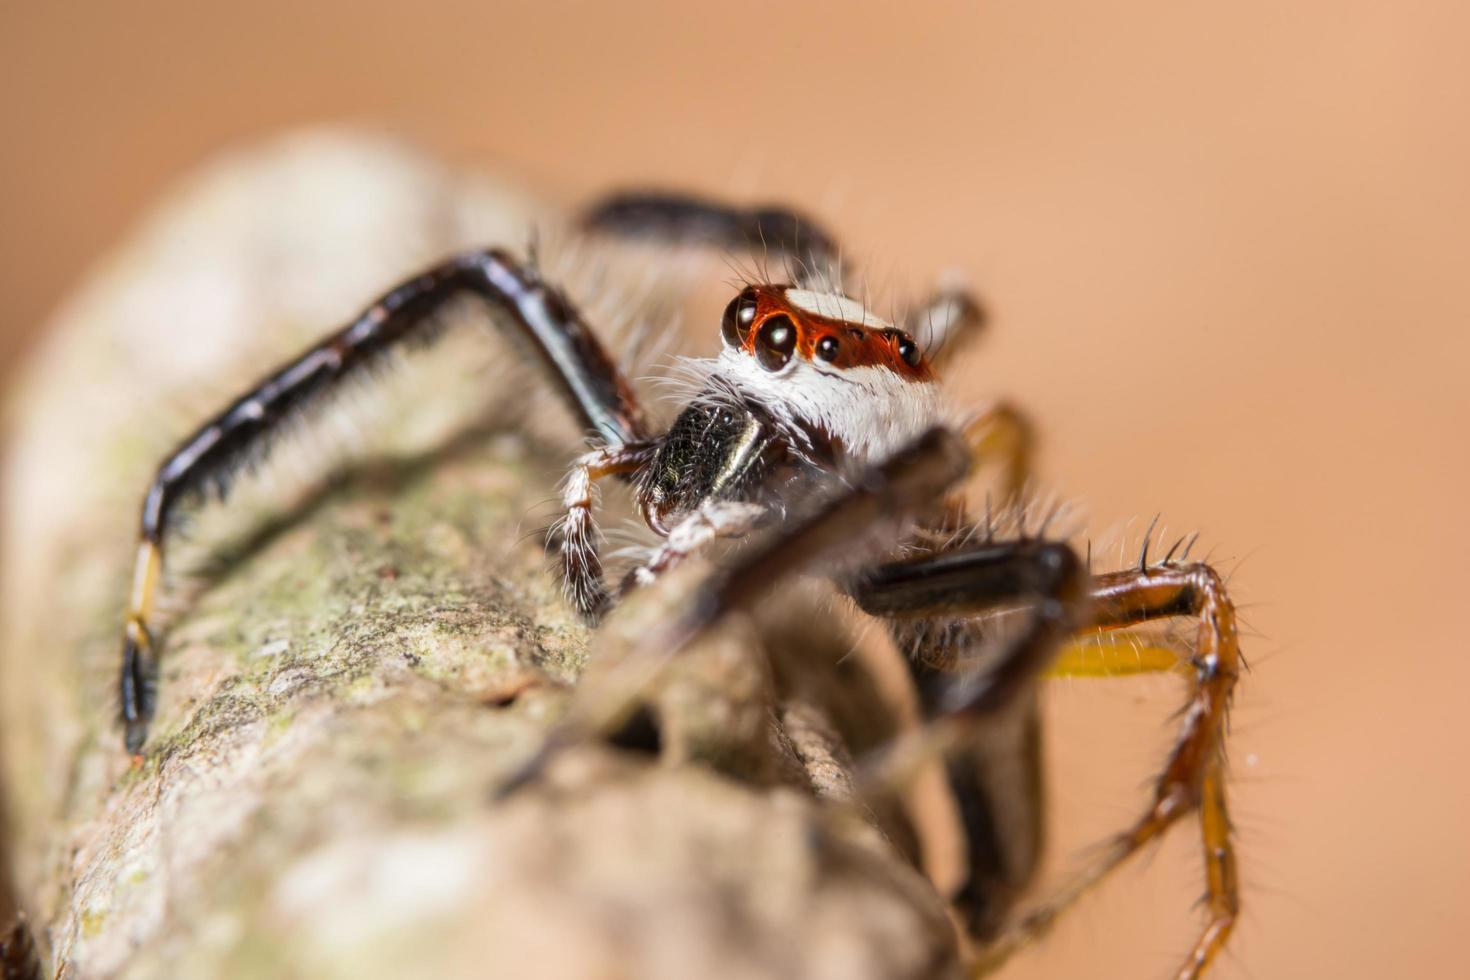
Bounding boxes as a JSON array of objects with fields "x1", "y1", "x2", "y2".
[{"x1": 120, "y1": 248, "x2": 647, "y2": 753}]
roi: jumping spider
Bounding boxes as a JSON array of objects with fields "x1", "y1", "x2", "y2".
[{"x1": 107, "y1": 191, "x2": 1242, "y2": 978}]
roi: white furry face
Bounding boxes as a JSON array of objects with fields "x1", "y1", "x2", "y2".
[
  {"x1": 713, "y1": 285, "x2": 946, "y2": 464},
  {"x1": 714, "y1": 347, "x2": 944, "y2": 464}
]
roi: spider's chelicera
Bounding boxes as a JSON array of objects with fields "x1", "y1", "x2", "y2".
[{"x1": 105, "y1": 191, "x2": 1242, "y2": 979}]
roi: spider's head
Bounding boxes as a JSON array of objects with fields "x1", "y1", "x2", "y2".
[
  {"x1": 718, "y1": 284, "x2": 934, "y2": 381},
  {"x1": 714, "y1": 284, "x2": 944, "y2": 463}
]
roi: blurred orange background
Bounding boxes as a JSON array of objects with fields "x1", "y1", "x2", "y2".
[{"x1": 3, "y1": 2, "x2": 1467, "y2": 978}]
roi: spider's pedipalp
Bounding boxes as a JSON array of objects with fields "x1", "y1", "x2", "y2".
[{"x1": 557, "y1": 442, "x2": 658, "y2": 622}]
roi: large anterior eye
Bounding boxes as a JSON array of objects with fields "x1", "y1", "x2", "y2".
[
  {"x1": 755, "y1": 314, "x2": 797, "y2": 371},
  {"x1": 896, "y1": 333, "x2": 922, "y2": 368},
  {"x1": 721, "y1": 288, "x2": 760, "y2": 348}
]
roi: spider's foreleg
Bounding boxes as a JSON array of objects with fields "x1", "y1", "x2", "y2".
[
  {"x1": 119, "y1": 249, "x2": 647, "y2": 754},
  {"x1": 559, "y1": 444, "x2": 656, "y2": 621},
  {"x1": 847, "y1": 540, "x2": 1090, "y2": 938},
  {"x1": 579, "y1": 190, "x2": 847, "y2": 289},
  {"x1": 974, "y1": 561, "x2": 1243, "y2": 980}
]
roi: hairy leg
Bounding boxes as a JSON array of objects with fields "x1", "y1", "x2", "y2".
[
  {"x1": 120, "y1": 249, "x2": 646, "y2": 753},
  {"x1": 963, "y1": 402, "x2": 1034, "y2": 503},
  {"x1": 972, "y1": 560, "x2": 1243, "y2": 980},
  {"x1": 911, "y1": 401, "x2": 1035, "y2": 557}
]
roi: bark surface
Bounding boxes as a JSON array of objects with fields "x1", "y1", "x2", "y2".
[{"x1": 0, "y1": 132, "x2": 958, "y2": 980}]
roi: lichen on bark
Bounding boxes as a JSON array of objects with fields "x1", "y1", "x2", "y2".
[{"x1": 0, "y1": 131, "x2": 959, "y2": 979}]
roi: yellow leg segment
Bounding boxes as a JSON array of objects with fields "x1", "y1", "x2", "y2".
[
  {"x1": 128, "y1": 540, "x2": 162, "y2": 623},
  {"x1": 973, "y1": 564, "x2": 1241, "y2": 979},
  {"x1": 1045, "y1": 631, "x2": 1191, "y2": 678}
]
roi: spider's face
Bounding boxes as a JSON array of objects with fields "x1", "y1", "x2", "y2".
[
  {"x1": 718, "y1": 285, "x2": 934, "y2": 381},
  {"x1": 714, "y1": 284, "x2": 944, "y2": 464}
]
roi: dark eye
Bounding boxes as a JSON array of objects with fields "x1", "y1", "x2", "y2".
[
  {"x1": 896, "y1": 334, "x2": 922, "y2": 368},
  {"x1": 755, "y1": 314, "x2": 797, "y2": 371},
  {"x1": 815, "y1": 335, "x2": 840, "y2": 362},
  {"x1": 721, "y1": 288, "x2": 760, "y2": 348}
]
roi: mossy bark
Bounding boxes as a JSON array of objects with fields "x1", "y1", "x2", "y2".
[{"x1": 0, "y1": 132, "x2": 958, "y2": 979}]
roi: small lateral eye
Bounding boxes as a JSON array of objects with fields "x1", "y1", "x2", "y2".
[
  {"x1": 815, "y1": 335, "x2": 840, "y2": 361},
  {"x1": 756, "y1": 314, "x2": 797, "y2": 371},
  {"x1": 721, "y1": 288, "x2": 760, "y2": 348},
  {"x1": 896, "y1": 334, "x2": 922, "y2": 368}
]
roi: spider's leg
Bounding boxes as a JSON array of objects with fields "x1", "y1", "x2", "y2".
[
  {"x1": 119, "y1": 249, "x2": 648, "y2": 754},
  {"x1": 560, "y1": 443, "x2": 657, "y2": 621},
  {"x1": 913, "y1": 404, "x2": 1032, "y2": 550},
  {"x1": 617, "y1": 501, "x2": 768, "y2": 597},
  {"x1": 578, "y1": 190, "x2": 847, "y2": 288},
  {"x1": 850, "y1": 542, "x2": 1090, "y2": 717},
  {"x1": 973, "y1": 562, "x2": 1243, "y2": 980},
  {"x1": 495, "y1": 426, "x2": 973, "y2": 797},
  {"x1": 845, "y1": 540, "x2": 1090, "y2": 938},
  {"x1": 905, "y1": 285, "x2": 987, "y2": 369},
  {"x1": 961, "y1": 401, "x2": 1034, "y2": 503}
]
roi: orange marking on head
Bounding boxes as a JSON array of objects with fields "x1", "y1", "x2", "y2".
[{"x1": 738, "y1": 285, "x2": 934, "y2": 381}]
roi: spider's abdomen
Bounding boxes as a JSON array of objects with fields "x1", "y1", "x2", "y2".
[{"x1": 641, "y1": 397, "x2": 790, "y2": 533}]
